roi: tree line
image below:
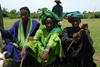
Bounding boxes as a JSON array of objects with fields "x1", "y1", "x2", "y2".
[{"x1": 1, "y1": 7, "x2": 100, "y2": 19}]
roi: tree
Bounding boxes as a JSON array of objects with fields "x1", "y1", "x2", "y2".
[
  {"x1": 88, "y1": 11, "x2": 92, "y2": 14},
  {"x1": 9, "y1": 9, "x2": 18, "y2": 19},
  {"x1": 37, "y1": 7, "x2": 48, "y2": 14},
  {"x1": 41, "y1": 7, "x2": 48, "y2": 13},
  {"x1": 10, "y1": 9, "x2": 16, "y2": 14},
  {"x1": 31, "y1": 12, "x2": 38, "y2": 18},
  {"x1": 37, "y1": 8, "x2": 41, "y2": 14},
  {"x1": 83, "y1": 11, "x2": 87, "y2": 14},
  {"x1": 1, "y1": 7, "x2": 9, "y2": 17},
  {"x1": 1, "y1": 7, "x2": 8, "y2": 13}
]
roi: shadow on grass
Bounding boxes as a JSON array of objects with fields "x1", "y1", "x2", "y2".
[
  {"x1": 5, "y1": 58, "x2": 20, "y2": 67},
  {"x1": 4, "y1": 58, "x2": 67, "y2": 67},
  {"x1": 5, "y1": 58, "x2": 42, "y2": 67}
]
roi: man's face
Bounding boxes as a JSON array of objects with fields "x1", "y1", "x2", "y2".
[
  {"x1": 71, "y1": 18, "x2": 81, "y2": 28},
  {"x1": 20, "y1": 10, "x2": 30, "y2": 22},
  {"x1": 45, "y1": 18, "x2": 54, "y2": 32}
]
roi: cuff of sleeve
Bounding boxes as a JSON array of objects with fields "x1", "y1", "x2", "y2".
[{"x1": 45, "y1": 49, "x2": 49, "y2": 52}]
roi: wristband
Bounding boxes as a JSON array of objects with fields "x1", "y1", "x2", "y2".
[{"x1": 45, "y1": 49, "x2": 49, "y2": 52}]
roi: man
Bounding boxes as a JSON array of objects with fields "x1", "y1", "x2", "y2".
[
  {"x1": 61, "y1": 11, "x2": 96, "y2": 67},
  {"x1": 0, "y1": 6, "x2": 40, "y2": 63},
  {"x1": 52, "y1": 0, "x2": 63, "y2": 20}
]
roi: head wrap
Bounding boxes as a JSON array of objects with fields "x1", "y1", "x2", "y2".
[
  {"x1": 64, "y1": 11, "x2": 84, "y2": 22},
  {"x1": 39, "y1": 10, "x2": 62, "y2": 27},
  {"x1": 20, "y1": 6, "x2": 30, "y2": 14}
]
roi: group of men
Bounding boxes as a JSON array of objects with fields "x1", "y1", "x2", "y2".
[{"x1": 0, "y1": 0, "x2": 96, "y2": 67}]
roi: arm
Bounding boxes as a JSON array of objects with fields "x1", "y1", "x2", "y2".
[
  {"x1": 0, "y1": 27, "x2": 14, "y2": 38},
  {"x1": 19, "y1": 45, "x2": 29, "y2": 59},
  {"x1": 80, "y1": 23, "x2": 88, "y2": 36},
  {"x1": 0, "y1": 21, "x2": 19, "y2": 40},
  {"x1": 41, "y1": 46, "x2": 51, "y2": 63},
  {"x1": 80, "y1": 23, "x2": 93, "y2": 45},
  {"x1": 41, "y1": 33, "x2": 61, "y2": 63},
  {"x1": 83, "y1": 29, "x2": 93, "y2": 45},
  {"x1": 60, "y1": 6, "x2": 63, "y2": 20}
]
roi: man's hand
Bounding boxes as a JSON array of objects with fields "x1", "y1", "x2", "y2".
[
  {"x1": 73, "y1": 32, "x2": 80, "y2": 38},
  {"x1": 19, "y1": 45, "x2": 29, "y2": 59},
  {"x1": 72, "y1": 32, "x2": 80, "y2": 41},
  {"x1": 80, "y1": 23, "x2": 88, "y2": 36},
  {"x1": 19, "y1": 48, "x2": 26, "y2": 59},
  {"x1": 28, "y1": 36, "x2": 34, "y2": 42},
  {"x1": 80, "y1": 23, "x2": 88, "y2": 31},
  {"x1": 41, "y1": 46, "x2": 51, "y2": 65},
  {"x1": 41, "y1": 50, "x2": 49, "y2": 65}
]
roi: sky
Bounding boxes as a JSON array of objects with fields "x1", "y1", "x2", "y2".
[{"x1": 0, "y1": 0, "x2": 100, "y2": 13}]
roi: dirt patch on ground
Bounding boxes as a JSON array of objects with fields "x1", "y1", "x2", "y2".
[{"x1": 93, "y1": 54, "x2": 100, "y2": 65}]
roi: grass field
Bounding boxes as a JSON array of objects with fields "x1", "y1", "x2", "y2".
[{"x1": 2, "y1": 18, "x2": 100, "y2": 67}]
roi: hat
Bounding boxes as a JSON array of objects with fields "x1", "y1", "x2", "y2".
[
  {"x1": 39, "y1": 10, "x2": 62, "y2": 26},
  {"x1": 64, "y1": 11, "x2": 84, "y2": 22},
  {"x1": 55, "y1": 0, "x2": 61, "y2": 3}
]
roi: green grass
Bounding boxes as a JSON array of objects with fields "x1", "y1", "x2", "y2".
[{"x1": 3, "y1": 18, "x2": 100, "y2": 67}]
